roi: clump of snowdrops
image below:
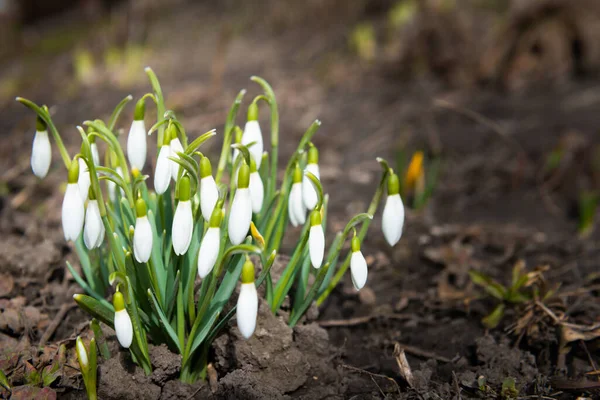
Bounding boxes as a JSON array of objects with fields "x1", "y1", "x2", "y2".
[{"x1": 19, "y1": 68, "x2": 405, "y2": 382}]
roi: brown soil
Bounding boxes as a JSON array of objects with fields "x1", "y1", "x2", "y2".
[{"x1": 1, "y1": 1, "x2": 600, "y2": 399}]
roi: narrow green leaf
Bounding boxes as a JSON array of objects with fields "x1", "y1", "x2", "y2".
[
  {"x1": 147, "y1": 289, "x2": 182, "y2": 353},
  {"x1": 73, "y1": 294, "x2": 114, "y2": 327}
]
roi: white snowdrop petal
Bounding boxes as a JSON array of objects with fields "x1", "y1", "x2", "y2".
[
  {"x1": 288, "y1": 184, "x2": 299, "y2": 227},
  {"x1": 31, "y1": 130, "x2": 51, "y2": 178},
  {"x1": 127, "y1": 120, "x2": 147, "y2": 171},
  {"x1": 133, "y1": 216, "x2": 153, "y2": 263},
  {"x1": 172, "y1": 200, "x2": 193, "y2": 255},
  {"x1": 228, "y1": 188, "x2": 252, "y2": 245},
  {"x1": 350, "y1": 251, "x2": 368, "y2": 290},
  {"x1": 302, "y1": 163, "x2": 320, "y2": 210},
  {"x1": 241, "y1": 120, "x2": 263, "y2": 169},
  {"x1": 62, "y1": 183, "x2": 85, "y2": 242},
  {"x1": 154, "y1": 145, "x2": 171, "y2": 194},
  {"x1": 114, "y1": 309, "x2": 133, "y2": 348},
  {"x1": 76, "y1": 339, "x2": 88, "y2": 367},
  {"x1": 249, "y1": 172, "x2": 264, "y2": 214},
  {"x1": 293, "y1": 184, "x2": 307, "y2": 225},
  {"x1": 197, "y1": 227, "x2": 220, "y2": 278},
  {"x1": 236, "y1": 283, "x2": 258, "y2": 339},
  {"x1": 83, "y1": 200, "x2": 103, "y2": 250},
  {"x1": 77, "y1": 158, "x2": 91, "y2": 202},
  {"x1": 170, "y1": 138, "x2": 184, "y2": 181},
  {"x1": 382, "y1": 194, "x2": 405, "y2": 246},
  {"x1": 200, "y1": 176, "x2": 219, "y2": 221},
  {"x1": 309, "y1": 225, "x2": 325, "y2": 269},
  {"x1": 90, "y1": 143, "x2": 100, "y2": 166}
]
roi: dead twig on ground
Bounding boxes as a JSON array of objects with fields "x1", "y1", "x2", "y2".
[
  {"x1": 318, "y1": 313, "x2": 430, "y2": 328},
  {"x1": 341, "y1": 364, "x2": 401, "y2": 396},
  {"x1": 393, "y1": 344, "x2": 414, "y2": 388},
  {"x1": 396, "y1": 342, "x2": 451, "y2": 363},
  {"x1": 39, "y1": 303, "x2": 76, "y2": 347}
]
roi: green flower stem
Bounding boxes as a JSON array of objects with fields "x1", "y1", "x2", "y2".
[
  {"x1": 84, "y1": 120, "x2": 131, "y2": 183},
  {"x1": 289, "y1": 262, "x2": 330, "y2": 327},
  {"x1": 316, "y1": 166, "x2": 390, "y2": 306},
  {"x1": 250, "y1": 76, "x2": 278, "y2": 200},
  {"x1": 90, "y1": 319, "x2": 111, "y2": 360},
  {"x1": 177, "y1": 278, "x2": 185, "y2": 351},
  {"x1": 108, "y1": 95, "x2": 133, "y2": 131},
  {"x1": 16, "y1": 97, "x2": 71, "y2": 169},
  {"x1": 145, "y1": 67, "x2": 166, "y2": 148},
  {"x1": 216, "y1": 89, "x2": 246, "y2": 183}
]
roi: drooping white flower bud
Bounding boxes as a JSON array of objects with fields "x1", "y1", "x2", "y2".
[
  {"x1": 133, "y1": 198, "x2": 153, "y2": 263},
  {"x1": 154, "y1": 144, "x2": 171, "y2": 195},
  {"x1": 241, "y1": 103, "x2": 263, "y2": 169},
  {"x1": 288, "y1": 165, "x2": 305, "y2": 227},
  {"x1": 237, "y1": 259, "x2": 258, "y2": 339},
  {"x1": 249, "y1": 158, "x2": 264, "y2": 214},
  {"x1": 127, "y1": 120, "x2": 147, "y2": 171},
  {"x1": 198, "y1": 208, "x2": 222, "y2": 279},
  {"x1": 228, "y1": 164, "x2": 252, "y2": 245},
  {"x1": 31, "y1": 117, "x2": 51, "y2": 179},
  {"x1": 382, "y1": 172, "x2": 404, "y2": 246},
  {"x1": 90, "y1": 141, "x2": 100, "y2": 167},
  {"x1": 170, "y1": 136, "x2": 184, "y2": 182},
  {"x1": 75, "y1": 336, "x2": 89, "y2": 370},
  {"x1": 172, "y1": 176, "x2": 193, "y2": 256},
  {"x1": 83, "y1": 190, "x2": 105, "y2": 250},
  {"x1": 62, "y1": 161, "x2": 85, "y2": 242},
  {"x1": 308, "y1": 210, "x2": 325, "y2": 269},
  {"x1": 349, "y1": 236, "x2": 368, "y2": 290},
  {"x1": 199, "y1": 157, "x2": 219, "y2": 221},
  {"x1": 302, "y1": 146, "x2": 320, "y2": 210},
  {"x1": 77, "y1": 158, "x2": 91, "y2": 203},
  {"x1": 113, "y1": 292, "x2": 133, "y2": 348}
]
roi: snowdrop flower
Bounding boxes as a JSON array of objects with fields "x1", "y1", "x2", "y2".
[
  {"x1": 302, "y1": 145, "x2": 320, "y2": 210},
  {"x1": 382, "y1": 172, "x2": 405, "y2": 246},
  {"x1": 77, "y1": 157, "x2": 91, "y2": 203},
  {"x1": 228, "y1": 164, "x2": 252, "y2": 245},
  {"x1": 172, "y1": 176, "x2": 193, "y2": 256},
  {"x1": 236, "y1": 258, "x2": 258, "y2": 339},
  {"x1": 249, "y1": 157, "x2": 264, "y2": 214},
  {"x1": 113, "y1": 291, "x2": 133, "y2": 348},
  {"x1": 127, "y1": 99, "x2": 147, "y2": 171},
  {"x1": 308, "y1": 210, "x2": 325, "y2": 269},
  {"x1": 90, "y1": 141, "x2": 100, "y2": 166},
  {"x1": 169, "y1": 125, "x2": 184, "y2": 182},
  {"x1": 83, "y1": 188, "x2": 105, "y2": 250},
  {"x1": 75, "y1": 336, "x2": 89, "y2": 370},
  {"x1": 199, "y1": 157, "x2": 219, "y2": 221},
  {"x1": 31, "y1": 116, "x2": 51, "y2": 179},
  {"x1": 349, "y1": 235, "x2": 368, "y2": 290},
  {"x1": 154, "y1": 143, "x2": 171, "y2": 195},
  {"x1": 133, "y1": 198, "x2": 153, "y2": 263},
  {"x1": 62, "y1": 160, "x2": 85, "y2": 242},
  {"x1": 241, "y1": 103, "x2": 263, "y2": 169},
  {"x1": 288, "y1": 164, "x2": 305, "y2": 227},
  {"x1": 197, "y1": 207, "x2": 222, "y2": 279}
]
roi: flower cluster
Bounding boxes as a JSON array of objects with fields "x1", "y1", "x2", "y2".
[{"x1": 21, "y1": 69, "x2": 405, "y2": 382}]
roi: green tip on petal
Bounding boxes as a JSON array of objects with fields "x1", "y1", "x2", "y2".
[
  {"x1": 387, "y1": 172, "x2": 400, "y2": 195},
  {"x1": 113, "y1": 291, "x2": 126, "y2": 311},
  {"x1": 293, "y1": 164, "x2": 302, "y2": 183},
  {"x1": 134, "y1": 98, "x2": 146, "y2": 121},
  {"x1": 200, "y1": 156, "x2": 212, "y2": 178},
  {"x1": 351, "y1": 236, "x2": 361, "y2": 252},
  {"x1": 249, "y1": 157, "x2": 258, "y2": 173},
  {"x1": 178, "y1": 175, "x2": 191, "y2": 201},
  {"x1": 135, "y1": 198, "x2": 147, "y2": 217},
  {"x1": 209, "y1": 206, "x2": 223, "y2": 228},
  {"x1": 307, "y1": 145, "x2": 319, "y2": 165},
  {"x1": 237, "y1": 164, "x2": 250, "y2": 189},
  {"x1": 247, "y1": 102, "x2": 259, "y2": 121},
  {"x1": 68, "y1": 158, "x2": 80, "y2": 183},
  {"x1": 166, "y1": 122, "x2": 178, "y2": 143},
  {"x1": 88, "y1": 186, "x2": 96, "y2": 200},
  {"x1": 234, "y1": 126, "x2": 243, "y2": 144},
  {"x1": 241, "y1": 258, "x2": 255, "y2": 284},
  {"x1": 36, "y1": 115, "x2": 46, "y2": 132},
  {"x1": 310, "y1": 209, "x2": 321, "y2": 226}
]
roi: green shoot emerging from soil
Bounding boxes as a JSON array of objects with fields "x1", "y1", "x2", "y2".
[{"x1": 18, "y1": 69, "x2": 406, "y2": 383}]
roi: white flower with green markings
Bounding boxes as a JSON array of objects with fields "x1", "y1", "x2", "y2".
[
  {"x1": 308, "y1": 210, "x2": 325, "y2": 269},
  {"x1": 83, "y1": 189, "x2": 105, "y2": 250},
  {"x1": 199, "y1": 156, "x2": 219, "y2": 221},
  {"x1": 62, "y1": 160, "x2": 85, "y2": 242},
  {"x1": 77, "y1": 157, "x2": 91, "y2": 202},
  {"x1": 228, "y1": 164, "x2": 252, "y2": 245},
  {"x1": 349, "y1": 235, "x2": 368, "y2": 290},
  {"x1": 237, "y1": 258, "x2": 258, "y2": 339},
  {"x1": 127, "y1": 98, "x2": 147, "y2": 171},
  {"x1": 382, "y1": 172, "x2": 404, "y2": 246},
  {"x1": 133, "y1": 198, "x2": 153, "y2": 263},
  {"x1": 249, "y1": 157, "x2": 264, "y2": 214},
  {"x1": 241, "y1": 102, "x2": 263, "y2": 169},
  {"x1": 197, "y1": 207, "x2": 222, "y2": 279},
  {"x1": 302, "y1": 146, "x2": 320, "y2": 210},
  {"x1": 113, "y1": 291, "x2": 133, "y2": 348},
  {"x1": 154, "y1": 143, "x2": 171, "y2": 195},
  {"x1": 172, "y1": 176, "x2": 193, "y2": 256},
  {"x1": 169, "y1": 125, "x2": 184, "y2": 182},
  {"x1": 288, "y1": 164, "x2": 305, "y2": 227},
  {"x1": 31, "y1": 116, "x2": 51, "y2": 179}
]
